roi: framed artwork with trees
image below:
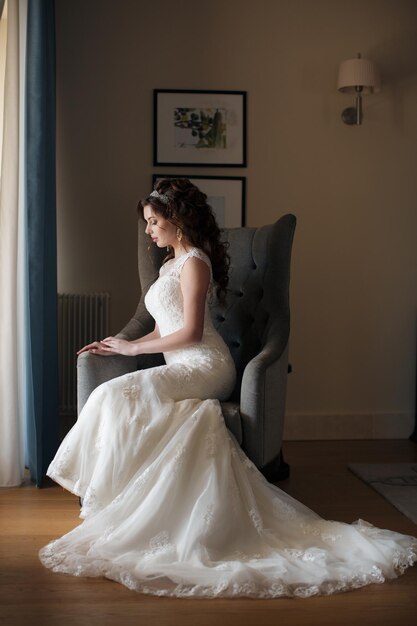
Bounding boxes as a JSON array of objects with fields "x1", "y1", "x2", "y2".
[{"x1": 153, "y1": 90, "x2": 247, "y2": 167}]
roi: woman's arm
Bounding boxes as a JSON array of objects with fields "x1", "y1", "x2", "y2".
[
  {"x1": 100, "y1": 257, "x2": 210, "y2": 357},
  {"x1": 77, "y1": 326, "x2": 161, "y2": 356}
]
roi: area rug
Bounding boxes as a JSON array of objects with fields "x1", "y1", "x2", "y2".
[{"x1": 348, "y1": 463, "x2": 417, "y2": 525}]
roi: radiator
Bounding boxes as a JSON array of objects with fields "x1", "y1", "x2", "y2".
[{"x1": 58, "y1": 293, "x2": 110, "y2": 415}]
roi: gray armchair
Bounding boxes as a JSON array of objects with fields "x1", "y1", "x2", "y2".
[{"x1": 77, "y1": 214, "x2": 296, "y2": 482}]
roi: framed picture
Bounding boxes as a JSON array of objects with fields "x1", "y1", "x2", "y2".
[
  {"x1": 152, "y1": 175, "x2": 246, "y2": 227},
  {"x1": 154, "y1": 90, "x2": 247, "y2": 167}
]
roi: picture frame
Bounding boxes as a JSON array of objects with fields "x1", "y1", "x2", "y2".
[
  {"x1": 152, "y1": 175, "x2": 246, "y2": 228},
  {"x1": 154, "y1": 90, "x2": 247, "y2": 167}
]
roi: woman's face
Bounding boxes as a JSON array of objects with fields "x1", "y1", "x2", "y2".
[{"x1": 143, "y1": 204, "x2": 177, "y2": 248}]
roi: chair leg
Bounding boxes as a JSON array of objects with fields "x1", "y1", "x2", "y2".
[{"x1": 260, "y1": 449, "x2": 290, "y2": 482}]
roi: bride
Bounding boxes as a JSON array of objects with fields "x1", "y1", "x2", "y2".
[{"x1": 40, "y1": 178, "x2": 417, "y2": 598}]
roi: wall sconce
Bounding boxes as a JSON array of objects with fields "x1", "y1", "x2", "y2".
[{"x1": 337, "y1": 53, "x2": 380, "y2": 125}]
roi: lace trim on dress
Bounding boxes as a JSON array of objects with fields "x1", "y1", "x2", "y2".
[{"x1": 38, "y1": 532, "x2": 417, "y2": 598}]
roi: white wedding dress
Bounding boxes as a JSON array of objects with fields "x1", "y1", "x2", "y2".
[{"x1": 40, "y1": 248, "x2": 417, "y2": 598}]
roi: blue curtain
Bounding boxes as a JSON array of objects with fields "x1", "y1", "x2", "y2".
[{"x1": 25, "y1": 0, "x2": 58, "y2": 486}]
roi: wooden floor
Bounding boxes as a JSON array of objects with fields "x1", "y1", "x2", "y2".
[{"x1": 1, "y1": 439, "x2": 417, "y2": 626}]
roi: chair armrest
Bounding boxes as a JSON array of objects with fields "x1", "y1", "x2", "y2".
[
  {"x1": 78, "y1": 277, "x2": 164, "y2": 412},
  {"x1": 239, "y1": 321, "x2": 290, "y2": 468},
  {"x1": 77, "y1": 351, "x2": 164, "y2": 413},
  {"x1": 77, "y1": 352, "x2": 138, "y2": 413}
]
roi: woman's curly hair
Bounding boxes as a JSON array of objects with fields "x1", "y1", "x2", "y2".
[{"x1": 139, "y1": 178, "x2": 229, "y2": 299}]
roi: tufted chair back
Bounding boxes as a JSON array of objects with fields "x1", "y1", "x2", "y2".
[{"x1": 210, "y1": 217, "x2": 295, "y2": 401}]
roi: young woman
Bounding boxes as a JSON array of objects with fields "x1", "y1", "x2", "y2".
[{"x1": 40, "y1": 179, "x2": 417, "y2": 598}]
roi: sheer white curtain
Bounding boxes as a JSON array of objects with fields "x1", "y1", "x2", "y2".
[{"x1": 0, "y1": 0, "x2": 28, "y2": 486}]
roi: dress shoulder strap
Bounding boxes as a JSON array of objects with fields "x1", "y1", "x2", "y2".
[
  {"x1": 176, "y1": 248, "x2": 212, "y2": 277},
  {"x1": 160, "y1": 248, "x2": 212, "y2": 280}
]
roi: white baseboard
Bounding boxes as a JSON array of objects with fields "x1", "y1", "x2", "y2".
[{"x1": 283, "y1": 411, "x2": 415, "y2": 440}]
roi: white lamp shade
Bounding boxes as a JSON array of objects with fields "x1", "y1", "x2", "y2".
[{"x1": 337, "y1": 57, "x2": 380, "y2": 94}]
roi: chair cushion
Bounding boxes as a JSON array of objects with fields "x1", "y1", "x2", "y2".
[{"x1": 220, "y1": 401, "x2": 242, "y2": 443}]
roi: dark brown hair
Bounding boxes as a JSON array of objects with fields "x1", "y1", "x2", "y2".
[{"x1": 139, "y1": 178, "x2": 229, "y2": 299}]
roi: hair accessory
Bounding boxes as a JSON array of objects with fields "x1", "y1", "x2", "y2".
[{"x1": 150, "y1": 190, "x2": 169, "y2": 204}]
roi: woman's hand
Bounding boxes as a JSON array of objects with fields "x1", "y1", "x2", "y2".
[
  {"x1": 77, "y1": 341, "x2": 112, "y2": 356},
  {"x1": 99, "y1": 337, "x2": 138, "y2": 356}
]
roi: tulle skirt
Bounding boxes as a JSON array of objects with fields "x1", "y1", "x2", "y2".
[{"x1": 40, "y1": 363, "x2": 417, "y2": 598}]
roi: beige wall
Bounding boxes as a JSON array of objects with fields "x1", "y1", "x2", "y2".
[{"x1": 55, "y1": 0, "x2": 417, "y2": 438}]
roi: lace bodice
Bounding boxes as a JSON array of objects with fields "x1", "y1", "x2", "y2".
[{"x1": 144, "y1": 248, "x2": 232, "y2": 369}]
